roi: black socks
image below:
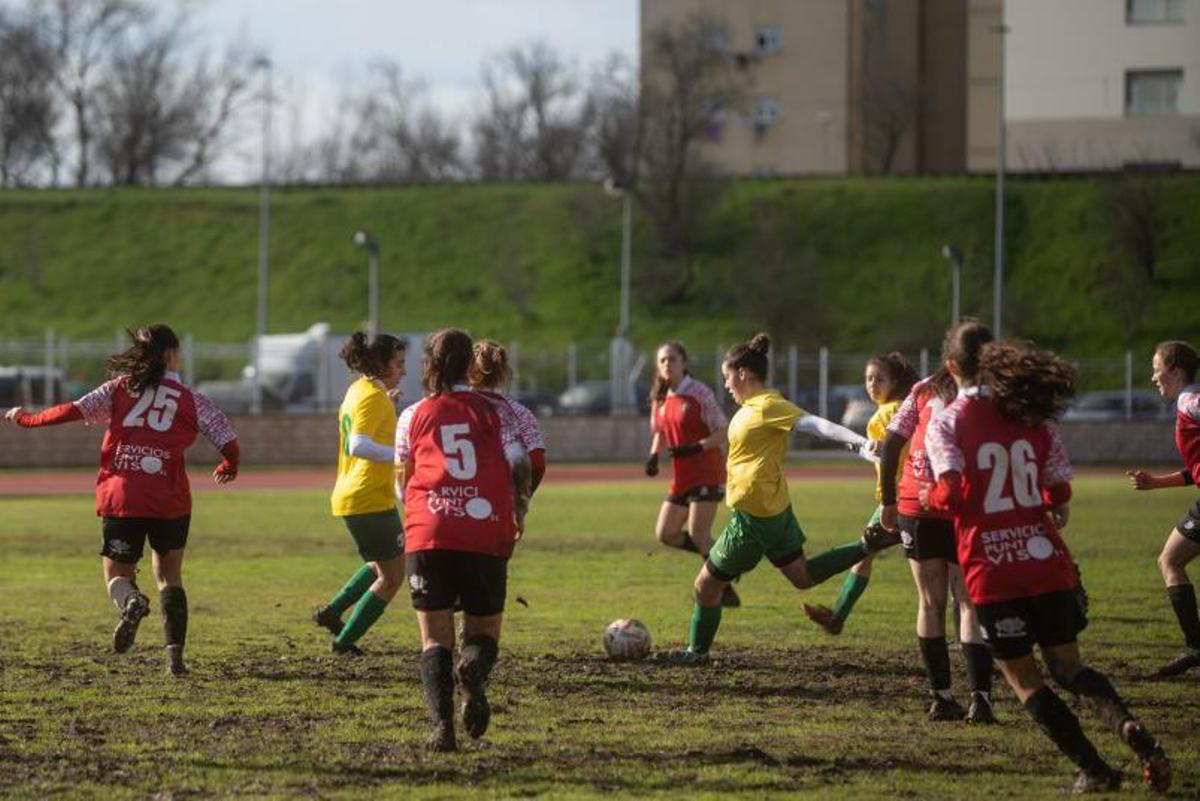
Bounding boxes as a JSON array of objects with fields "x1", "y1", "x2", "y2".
[
  {"x1": 1024, "y1": 686, "x2": 1108, "y2": 774},
  {"x1": 961, "y1": 642, "x2": 993, "y2": 694},
  {"x1": 160, "y1": 586, "x2": 188, "y2": 648},
  {"x1": 420, "y1": 646, "x2": 455, "y2": 726},
  {"x1": 1166, "y1": 584, "x2": 1200, "y2": 649},
  {"x1": 919, "y1": 636, "x2": 952, "y2": 692}
]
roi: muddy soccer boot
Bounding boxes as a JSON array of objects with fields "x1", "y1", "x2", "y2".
[
  {"x1": 653, "y1": 648, "x2": 711, "y2": 666},
  {"x1": 1121, "y1": 720, "x2": 1171, "y2": 794},
  {"x1": 331, "y1": 641, "x2": 366, "y2": 657},
  {"x1": 1153, "y1": 647, "x2": 1200, "y2": 678},
  {"x1": 311, "y1": 605, "x2": 344, "y2": 637},
  {"x1": 860, "y1": 522, "x2": 902, "y2": 553},
  {"x1": 1071, "y1": 765, "x2": 1121, "y2": 794},
  {"x1": 803, "y1": 603, "x2": 844, "y2": 636},
  {"x1": 165, "y1": 644, "x2": 188, "y2": 677},
  {"x1": 927, "y1": 692, "x2": 966, "y2": 721},
  {"x1": 112, "y1": 591, "x2": 150, "y2": 653},
  {"x1": 965, "y1": 691, "x2": 996, "y2": 724}
]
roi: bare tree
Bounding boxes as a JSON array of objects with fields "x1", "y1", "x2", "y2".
[
  {"x1": 587, "y1": 53, "x2": 638, "y2": 186},
  {"x1": 471, "y1": 41, "x2": 594, "y2": 181},
  {"x1": 635, "y1": 14, "x2": 744, "y2": 303},
  {"x1": 0, "y1": 11, "x2": 58, "y2": 186},
  {"x1": 859, "y1": 72, "x2": 917, "y2": 173}
]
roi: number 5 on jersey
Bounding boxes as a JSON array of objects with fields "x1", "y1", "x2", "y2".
[
  {"x1": 123, "y1": 385, "x2": 181, "y2": 432},
  {"x1": 441, "y1": 423, "x2": 477, "y2": 479}
]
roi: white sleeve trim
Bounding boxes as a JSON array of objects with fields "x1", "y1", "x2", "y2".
[
  {"x1": 349, "y1": 433, "x2": 396, "y2": 463},
  {"x1": 794, "y1": 413, "x2": 867, "y2": 448}
]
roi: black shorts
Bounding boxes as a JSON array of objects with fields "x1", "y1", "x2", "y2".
[
  {"x1": 898, "y1": 515, "x2": 957, "y2": 563},
  {"x1": 101, "y1": 516, "x2": 190, "y2": 563},
  {"x1": 406, "y1": 549, "x2": 508, "y2": 616},
  {"x1": 667, "y1": 484, "x2": 726, "y2": 507},
  {"x1": 976, "y1": 590, "x2": 1087, "y2": 660},
  {"x1": 1176, "y1": 498, "x2": 1200, "y2": 544}
]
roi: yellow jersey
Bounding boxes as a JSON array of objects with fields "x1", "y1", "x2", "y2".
[
  {"x1": 866, "y1": 399, "x2": 909, "y2": 502},
  {"x1": 331, "y1": 377, "x2": 398, "y2": 516},
  {"x1": 725, "y1": 390, "x2": 804, "y2": 517}
]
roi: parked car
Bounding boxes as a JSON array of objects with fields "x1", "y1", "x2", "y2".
[
  {"x1": 512, "y1": 390, "x2": 560, "y2": 418},
  {"x1": 0, "y1": 366, "x2": 67, "y2": 408},
  {"x1": 557, "y1": 380, "x2": 650, "y2": 416},
  {"x1": 1062, "y1": 389, "x2": 1172, "y2": 422},
  {"x1": 840, "y1": 398, "x2": 876, "y2": 434}
]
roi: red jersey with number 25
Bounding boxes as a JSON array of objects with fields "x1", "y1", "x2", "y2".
[
  {"x1": 75, "y1": 373, "x2": 237, "y2": 519},
  {"x1": 401, "y1": 391, "x2": 517, "y2": 558},
  {"x1": 926, "y1": 389, "x2": 1076, "y2": 605}
]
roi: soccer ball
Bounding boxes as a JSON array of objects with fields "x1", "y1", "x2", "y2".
[{"x1": 603, "y1": 618, "x2": 651, "y2": 661}]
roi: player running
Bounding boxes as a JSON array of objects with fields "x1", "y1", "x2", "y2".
[
  {"x1": 312, "y1": 333, "x2": 408, "y2": 655},
  {"x1": 879, "y1": 322, "x2": 995, "y2": 723},
  {"x1": 4, "y1": 324, "x2": 239, "y2": 676},
  {"x1": 804, "y1": 351, "x2": 917, "y2": 635},
  {"x1": 1125, "y1": 340, "x2": 1200, "y2": 677},
  {"x1": 469, "y1": 339, "x2": 546, "y2": 493},
  {"x1": 644, "y1": 341, "x2": 737, "y2": 607},
  {"x1": 657, "y1": 333, "x2": 897, "y2": 665},
  {"x1": 926, "y1": 332, "x2": 1171, "y2": 794},
  {"x1": 396, "y1": 329, "x2": 532, "y2": 751}
]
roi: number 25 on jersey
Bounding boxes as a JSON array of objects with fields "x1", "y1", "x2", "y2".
[{"x1": 123, "y1": 385, "x2": 181, "y2": 432}]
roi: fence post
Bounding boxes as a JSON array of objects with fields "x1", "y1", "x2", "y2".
[
  {"x1": 59, "y1": 335, "x2": 69, "y2": 400},
  {"x1": 920, "y1": 348, "x2": 929, "y2": 377},
  {"x1": 715, "y1": 346, "x2": 724, "y2": 394},
  {"x1": 182, "y1": 332, "x2": 194, "y2": 385},
  {"x1": 787, "y1": 345, "x2": 798, "y2": 402},
  {"x1": 1125, "y1": 350, "x2": 1133, "y2": 422},
  {"x1": 44, "y1": 328, "x2": 55, "y2": 407},
  {"x1": 567, "y1": 342, "x2": 577, "y2": 389},
  {"x1": 818, "y1": 346, "x2": 829, "y2": 419}
]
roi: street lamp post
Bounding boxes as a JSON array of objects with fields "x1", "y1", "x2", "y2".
[
  {"x1": 603, "y1": 178, "x2": 634, "y2": 414},
  {"x1": 354, "y1": 231, "x2": 380, "y2": 338},
  {"x1": 992, "y1": 23, "x2": 1009, "y2": 338},
  {"x1": 251, "y1": 55, "x2": 271, "y2": 414},
  {"x1": 941, "y1": 244, "x2": 963, "y2": 326}
]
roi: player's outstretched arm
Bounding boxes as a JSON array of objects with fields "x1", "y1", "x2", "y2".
[
  {"x1": 5, "y1": 403, "x2": 83, "y2": 427},
  {"x1": 1126, "y1": 468, "x2": 1189, "y2": 491}
]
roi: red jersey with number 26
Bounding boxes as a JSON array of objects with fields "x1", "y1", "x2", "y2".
[
  {"x1": 401, "y1": 391, "x2": 517, "y2": 558},
  {"x1": 926, "y1": 389, "x2": 1076, "y2": 605},
  {"x1": 74, "y1": 373, "x2": 237, "y2": 519}
]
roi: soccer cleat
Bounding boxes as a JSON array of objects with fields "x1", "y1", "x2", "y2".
[
  {"x1": 311, "y1": 605, "x2": 344, "y2": 637},
  {"x1": 653, "y1": 648, "x2": 711, "y2": 666},
  {"x1": 927, "y1": 693, "x2": 966, "y2": 721},
  {"x1": 455, "y1": 657, "x2": 492, "y2": 740},
  {"x1": 803, "y1": 603, "x2": 844, "y2": 636},
  {"x1": 860, "y1": 523, "x2": 902, "y2": 554},
  {"x1": 1071, "y1": 766, "x2": 1121, "y2": 794},
  {"x1": 1121, "y1": 721, "x2": 1171, "y2": 794},
  {"x1": 425, "y1": 722, "x2": 457, "y2": 752},
  {"x1": 1153, "y1": 647, "x2": 1200, "y2": 678},
  {"x1": 720, "y1": 584, "x2": 742, "y2": 608},
  {"x1": 965, "y1": 692, "x2": 996, "y2": 725},
  {"x1": 112, "y1": 591, "x2": 150, "y2": 653},
  {"x1": 331, "y1": 641, "x2": 366, "y2": 657},
  {"x1": 165, "y1": 644, "x2": 188, "y2": 677}
]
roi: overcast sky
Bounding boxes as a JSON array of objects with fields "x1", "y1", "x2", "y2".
[{"x1": 198, "y1": 0, "x2": 639, "y2": 180}]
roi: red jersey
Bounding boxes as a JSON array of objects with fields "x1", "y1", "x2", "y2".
[
  {"x1": 398, "y1": 390, "x2": 519, "y2": 558},
  {"x1": 74, "y1": 373, "x2": 237, "y2": 519},
  {"x1": 926, "y1": 388, "x2": 1076, "y2": 605},
  {"x1": 650, "y1": 375, "x2": 727, "y2": 495},
  {"x1": 1174, "y1": 386, "x2": 1200, "y2": 486},
  {"x1": 886, "y1": 378, "x2": 951, "y2": 519}
]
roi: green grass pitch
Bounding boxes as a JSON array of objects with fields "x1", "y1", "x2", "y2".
[{"x1": 0, "y1": 473, "x2": 1196, "y2": 798}]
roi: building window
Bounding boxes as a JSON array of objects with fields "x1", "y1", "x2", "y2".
[
  {"x1": 755, "y1": 25, "x2": 781, "y2": 54},
  {"x1": 1125, "y1": 69, "x2": 1182, "y2": 115},
  {"x1": 1127, "y1": 0, "x2": 1184, "y2": 24},
  {"x1": 754, "y1": 96, "x2": 780, "y2": 126},
  {"x1": 701, "y1": 23, "x2": 727, "y2": 53},
  {"x1": 700, "y1": 96, "x2": 726, "y2": 142}
]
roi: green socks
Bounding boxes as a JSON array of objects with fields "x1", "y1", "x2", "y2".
[
  {"x1": 806, "y1": 541, "x2": 868, "y2": 586},
  {"x1": 688, "y1": 602, "x2": 722, "y2": 654},
  {"x1": 832, "y1": 572, "x2": 870, "y2": 623},
  {"x1": 327, "y1": 564, "x2": 377, "y2": 616},
  {"x1": 335, "y1": 590, "x2": 389, "y2": 648}
]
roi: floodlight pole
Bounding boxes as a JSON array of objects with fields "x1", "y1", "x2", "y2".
[
  {"x1": 252, "y1": 55, "x2": 272, "y2": 414},
  {"x1": 942, "y1": 244, "x2": 963, "y2": 326},
  {"x1": 354, "y1": 231, "x2": 380, "y2": 338},
  {"x1": 992, "y1": 23, "x2": 1008, "y2": 338},
  {"x1": 604, "y1": 178, "x2": 634, "y2": 415}
]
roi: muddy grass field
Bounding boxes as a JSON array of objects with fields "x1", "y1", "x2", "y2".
[{"x1": 1, "y1": 474, "x2": 1197, "y2": 799}]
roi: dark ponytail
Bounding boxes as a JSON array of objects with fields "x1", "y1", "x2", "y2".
[
  {"x1": 980, "y1": 341, "x2": 1076, "y2": 426},
  {"x1": 422, "y1": 328, "x2": 474, "y2": 395},
  {"x1": 105, "y1": 324, "x2": 180, "y2": 393},
  {"x1": 650, "y1": 341, "x2": 691, "y2": 406},
  {"x1": 340, "y1": 332, "x2": 406, "y2": 378},
  {"x1": 723, "y1": 333, "x2": 771, "y2": 382}
]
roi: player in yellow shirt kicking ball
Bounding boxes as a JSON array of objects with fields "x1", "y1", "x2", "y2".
[
  {"x1": 658, "y1": 333, "x2": 900, "y2": 664},
  {"x1": 313, "y1": 332, "x2": 408, "y2": 655}
]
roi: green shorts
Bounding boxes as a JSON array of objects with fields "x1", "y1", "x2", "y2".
[
  {"x1": 341, "y1": 508, "x2": 404, "y2": 563},
  {"x1": 707, "y1": 506, "x2": 807, "y2": 581}
]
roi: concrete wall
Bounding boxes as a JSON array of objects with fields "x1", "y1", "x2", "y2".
[{"x1": 0, "y1": 414, "x2": 1183, "y2": 467}]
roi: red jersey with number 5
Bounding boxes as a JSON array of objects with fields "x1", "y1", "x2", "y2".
[
  {"x1": 74, "y1": 372, "x2": 237, "y2": 519},
  {"x1": 926, "y1": 389, "x2": 1076, "y2": 604},
  {"x1": 400, "y1": 391, "x2": 517, "y2": 557}
]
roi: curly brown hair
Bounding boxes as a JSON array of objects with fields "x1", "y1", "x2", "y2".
[
  {"x1": 422, "y1": 328, "x2": 474, "y2": 395},
  {"x1": 979, "y1": 341, "x2": 1076, "y2": 426},
  {"x1": 339, "y1": 332, "x2": 406, "y2": 378},
  {"x1": 105, "y1": 324, "x2": 179, "y2": 393},
  {"x1": 469, "y1": 339, "x2": 512, "y2": 390}
]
